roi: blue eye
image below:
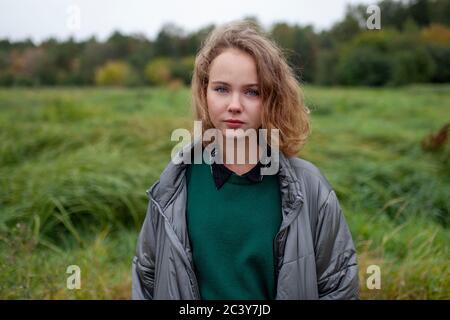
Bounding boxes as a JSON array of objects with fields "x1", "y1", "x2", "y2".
[
  {"x1": 213, "y1": 86, "x2": 259, "y2": 96},
  {"x1": 247, "y1": 89, "x2": 260, "y2": 97},
  {"x1": 214, "y1": 86, "x2": 227, "y2": 93}
]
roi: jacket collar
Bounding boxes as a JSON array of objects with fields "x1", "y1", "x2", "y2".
[
  {"x1": 147, "y1": 138, "x2": 304, "y2": 224},
  {"x1": 209, "y1": 143, "x2": 271, "y2": 189}
]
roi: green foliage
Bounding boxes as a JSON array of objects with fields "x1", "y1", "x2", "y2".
[
  {"x1": 337, "y1": 29, "x2": 437, "y2": 86},
  {"x1": 144, "y1": 56, "x2": 194, "y2": 86},
  {"x1": 95, "y1": 60, "x2": 137, "y2": 86},
  {"x1": 144, "y1": 57, "x2": 173, "y2": 85},
  {"x1": 391, "y1": 48, "x2": 436, "y2": 85},
  {"x1": 1, "y1": 0, "x2": 450, "y2": 87},
  {"x1": 271, "y1": 23, "x2": 319, "y2": 82},
  {"x1": 171, "y1": 56, "x2": 195, "y2": 85},
  {"x1": 421, "y1": 24, "x2": 450, "y2": 83},
  {"x1": 427, "y1": 44, "x2": 450, "y2": 82},
  {"x1": 0, "y1": 86, "x2": 449, "y2": 298},
  {"x1": 315, "y1": 49, "x2": 340, "y2": 85},
  {"x1": 337, "y1": 46, "x2": 392, "y2": 86}
]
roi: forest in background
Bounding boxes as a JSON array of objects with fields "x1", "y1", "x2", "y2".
[{"x1": 0, "y1": 0, "x2": 449, "y2": 88}]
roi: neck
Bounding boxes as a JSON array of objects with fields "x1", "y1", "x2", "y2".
[{"x1": 216, "y1": 136, "x2": 262, "y2": 174}]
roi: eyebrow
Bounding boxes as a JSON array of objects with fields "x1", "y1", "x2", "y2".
[{"x1": 211, "y1": 81, "x2": 259, "y2": 87}]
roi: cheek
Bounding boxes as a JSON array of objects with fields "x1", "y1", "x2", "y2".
[
  {"x1": 206, "y1": 92, "x2": 213, "y2": 112},
  {"x1": 206, "y1": 92, "x2": 223, "y2": 117},
  {"x1": 248, "y1": 101, "x2": 263, "y2": 123}
]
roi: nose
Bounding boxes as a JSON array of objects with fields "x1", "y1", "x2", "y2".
[{"x1": 227, "y1": 92, "x2": 243, "y2": 114}]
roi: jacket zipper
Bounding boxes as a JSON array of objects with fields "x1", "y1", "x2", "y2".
[
  {"x1": 149, "y1": 195, "x2": 201, "y2": 300},
  {"x1": 273, "y1": 228, "x2": 287, "y2": 294},
  {"x1": 272, "y1": 195, "x2": 304, "y2": 297}
]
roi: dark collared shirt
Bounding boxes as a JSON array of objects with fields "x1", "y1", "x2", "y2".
[
  {"x1": 211, "y1": 160, "x2": 263, "y2": 190},
  {"x1": 208, "y1": 145, "x2": 272, "y2": 190}
]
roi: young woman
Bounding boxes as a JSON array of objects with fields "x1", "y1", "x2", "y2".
[{"x1": 132, "y1": 21, "x2": 359, "y2": 300}]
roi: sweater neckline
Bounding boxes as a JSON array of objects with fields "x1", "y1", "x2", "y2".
[{"x1": 227, "y1": 171, "x2": 261, "y2": 185}]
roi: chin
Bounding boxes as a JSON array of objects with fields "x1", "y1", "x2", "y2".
[{"x1": 222, "y1": 128, "x2": 248, "y2": 139}]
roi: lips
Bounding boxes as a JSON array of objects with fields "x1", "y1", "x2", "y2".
[
  {"x1": 224, "y1": 119, "x2": 244, "y2": 124},
  {"x1": 224, "y1": 119, "x2": 244, "y2": 129}
]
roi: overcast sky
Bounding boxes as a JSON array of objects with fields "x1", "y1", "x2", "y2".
[{"x1": 0, "y1": 0, "x2": 374, "y2": 43}]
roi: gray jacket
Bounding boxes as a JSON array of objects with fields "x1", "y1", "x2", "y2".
[{"x1": 132, "y1": 140, "x2": 359, "y2": 300}]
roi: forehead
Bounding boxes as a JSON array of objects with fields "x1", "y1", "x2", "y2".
[{"x1": 209, "y1": 48, "x2": 259, "y2": 84}]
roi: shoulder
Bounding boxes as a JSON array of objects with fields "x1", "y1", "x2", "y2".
[
  {"x1": 288, "y1": 157, "x2": 333, "y2": 191},
  {"x1": 286, "y1": 156, "x2": 335, "y2": 208},
  {"x1": 145, "y1": 159, "x2": 186, "y2": 209},
  {"x1": 285, "y1": 157, "x2": 347, "y2": 243}
]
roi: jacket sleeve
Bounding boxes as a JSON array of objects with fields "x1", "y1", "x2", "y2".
[
  {"x1": 314, "y1": 190, "x2": 359, "y2": 299},
  {"x1": 131, "y1": 198, "x2": 157, "y2": 300}
]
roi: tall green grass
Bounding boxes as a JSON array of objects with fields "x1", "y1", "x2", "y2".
[{"x1": 0, "y1": 85, "x2": 449, "y2": 299}]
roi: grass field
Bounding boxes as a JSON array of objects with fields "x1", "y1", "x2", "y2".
[{"x1": 0, "y1": 85, "x2": 449, "y2": 299}]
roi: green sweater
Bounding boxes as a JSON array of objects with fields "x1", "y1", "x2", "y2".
[{"x1": 185, "y1": 161, "x2": 282, "y2": 300}]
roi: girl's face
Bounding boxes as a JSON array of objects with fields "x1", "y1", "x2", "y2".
[{"x1": 206, "y1": 48, "x2": 262, "y2": 139}]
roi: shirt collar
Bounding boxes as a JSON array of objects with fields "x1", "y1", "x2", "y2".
[{"x1": 208, "y1": 144, "x2": 272, "y2": 190}]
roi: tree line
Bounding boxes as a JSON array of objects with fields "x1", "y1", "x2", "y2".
[{"x1": 0, "y1": 0, "x2": 449, "y2": 87}]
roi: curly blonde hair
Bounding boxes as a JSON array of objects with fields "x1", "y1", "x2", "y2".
[{"x1": 190, "y1": 20, "x2": 310, "y2": 157}]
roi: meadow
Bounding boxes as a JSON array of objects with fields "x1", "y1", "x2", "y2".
[{"x1": 0, "y1": 85, "x2": 449, "y2": 299}]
